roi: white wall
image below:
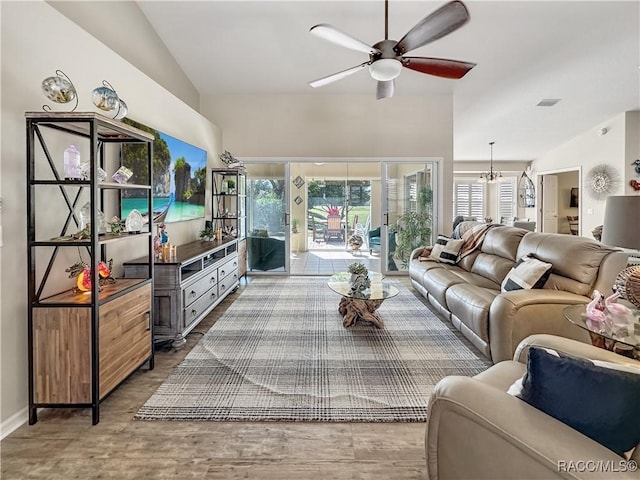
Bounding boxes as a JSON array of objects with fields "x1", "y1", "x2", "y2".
[
  {"x1": 201, "y1": 93, "x2": 454, "y2": 235},
  {"x1": 531, "y1": 112, "x2": 638, "y2": 238},
  {"x1": 47, "y1": 1, "x2": 200, "y2": 111},
  {"x1": 0, "y1": 1, "x2": 223, "y2": 435}
]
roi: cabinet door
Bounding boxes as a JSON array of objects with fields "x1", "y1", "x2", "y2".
[
  {"x1": 32, "y1": 307, "x2": 92, "y2": 404},
  {"x1": 99, "y1": 284, "x2": 152, "y2": 398}
]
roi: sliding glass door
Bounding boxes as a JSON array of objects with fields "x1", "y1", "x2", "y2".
[
  {"x1": 244, "y1": 162, "x2": 289, "y2": 274},
  {"x1": 240, "y1": 159, "x2": 437, "y2": 276},
  {"x1": 383, "y1": 162, "x2": 437, "y2": 274}
]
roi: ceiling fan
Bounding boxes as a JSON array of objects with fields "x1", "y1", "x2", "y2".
[{"x1": 308, "y1": 0, "x2": 476, "y2": 99}]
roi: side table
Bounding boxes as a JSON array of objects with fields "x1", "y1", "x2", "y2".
[{"x1": 563, "y1": 304, "x2": 640, "y2": 360}]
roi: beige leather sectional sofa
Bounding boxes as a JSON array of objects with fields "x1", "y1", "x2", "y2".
[{"x1": 409, "y1": 225, "x2": 627, "y2": 363}]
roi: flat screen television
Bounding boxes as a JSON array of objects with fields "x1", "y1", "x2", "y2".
[{"x1": 120, "y1": 119, "x2": 207, "y2": 223}]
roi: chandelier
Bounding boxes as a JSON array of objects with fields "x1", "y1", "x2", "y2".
[{"x1": 478, "y1": 141, "x2": 503, "y2": 183}]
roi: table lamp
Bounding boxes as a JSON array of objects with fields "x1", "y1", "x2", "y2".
[{"x1": 601, "y1": 195, "x2": 640, "y2": 308}]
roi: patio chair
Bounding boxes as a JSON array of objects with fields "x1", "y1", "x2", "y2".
[
  {"x1": 324, "y1": 214, "x2": 344, "y2": 242},
  {"x1": 308, "y1": 214, "x2": 325, "y2": 242}
]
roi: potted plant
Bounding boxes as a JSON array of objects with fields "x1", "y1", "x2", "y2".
[
  {"x1": 392, "y1": 186, "x2": 433, "y2": 269},
  {"x1": 291, "y1": 218, "x2": 300, "y2": 234},
  {"x1": 227, "y1": 178, "x2": 236, "y2": 193},
  {"x1": 199, "y1": 224, "x2": 215, "y2": 241}
]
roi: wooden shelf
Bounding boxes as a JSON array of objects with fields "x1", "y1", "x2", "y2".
[
  {"x1": 25, "y1": 111, "x2": 153, "y2": 142},
  {"x1": 36, "y1": 278, "x2": 150, "y2": 305},
  {"x1": 30, "y1": 180, "x2": 150, "y2": 190},
  {"x1": 34, "y1": 231, "x2": 151, "y2": 247}
]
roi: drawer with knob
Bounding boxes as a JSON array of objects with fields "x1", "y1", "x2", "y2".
[
  {"x1": 183, "y1": 286, "x2": 218, "y2": 328},
  {"x1": 182, "y1": 269, "x2": 218, "y2": 307},
  {"x1": 217, "y1": 254, "x2": 238, "y2": 281}
]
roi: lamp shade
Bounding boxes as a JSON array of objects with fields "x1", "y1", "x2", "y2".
[
  {"x1": 369, "y1": 59, "x2": 402, "y2": 82},
  {"x1": 601, "y1": 196, "x2": 640, "y2": 249}
]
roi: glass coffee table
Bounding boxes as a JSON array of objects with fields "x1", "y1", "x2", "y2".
[
  {"x1": 327, "y1": 271, "x2": 399, "y2": 329},
  {"x1": 563, "y1": 304, "x2": 640, "y2": 359}
]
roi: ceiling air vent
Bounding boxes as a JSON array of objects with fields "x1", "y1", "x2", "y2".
[{"x1": 536, "y1": 98, "x2": 561, "y2": 107}]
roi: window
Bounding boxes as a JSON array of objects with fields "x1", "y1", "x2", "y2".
[
  {"x1": 454, "y1": 180, "x2": 485, "y2": 219},
  {"x1": 497, "y1": 177, "x2": 517, "y2": 222}
]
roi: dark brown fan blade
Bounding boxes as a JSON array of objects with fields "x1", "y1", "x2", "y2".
[
  {"x1": 395, "y1": 1, "x2": 470, "y2": 55},
  {"x1": 376, "y1": 80, "x2": 395, "y2": 100},
  {"x1": 402, "y1": 57, "x2": 475, "y2": 79}
]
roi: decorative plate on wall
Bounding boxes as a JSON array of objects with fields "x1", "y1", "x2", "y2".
[
  {"x1": 293, "y1": 176, "x2": 305, "y2": 189},
  {"x1": 585, "y1": 164, "x2": 620, "y2": 200}
]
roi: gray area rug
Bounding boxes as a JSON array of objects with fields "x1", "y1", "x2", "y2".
[{"x1": 135, "y1": 277, "x2": 490, "y2": 422}]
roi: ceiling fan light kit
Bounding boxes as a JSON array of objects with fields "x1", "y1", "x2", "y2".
[
  {"x1": 308, "y1": 0, "x2": 476, "y2": 99},
  {"x1": 369, "y1": 59, "x2": 402, "y2": 81}
]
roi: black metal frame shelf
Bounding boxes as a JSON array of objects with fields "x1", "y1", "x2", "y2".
[{"x1": 26, "y1": 112, "x2": 155, "y2": 426}]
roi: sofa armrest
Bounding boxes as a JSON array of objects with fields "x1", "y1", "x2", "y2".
[
  {"x1": 411, "y1": 246, "x2": 431, "y2": 261},
  {"x1": 514, "y1": 334, "x2": 640, "y2": 367},
  {"x1": 489, "y1": 290, "x2": 592, "y2": 362},
  {"x1": 426, "y1": 376, "x2": 636, "y2": 480}
]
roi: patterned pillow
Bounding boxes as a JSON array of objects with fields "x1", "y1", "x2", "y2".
[
  {"x1": 430, "y1": 235, "x2": 463, "y2": 265},
  {"x1": 429, "y1": 235, "x2": 450, "y2": 260},
  {"x1": 501, "y1": 255, "x2": 552, "y2": 292}
]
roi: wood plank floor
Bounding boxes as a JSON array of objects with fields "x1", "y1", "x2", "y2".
[{"x1": 1, "y1": 277, "x2": 428, "y2": 480}]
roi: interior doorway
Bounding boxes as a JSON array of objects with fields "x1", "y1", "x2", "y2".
[{"x1": 538, "y1": 168, "x2": 581, "y2": 235}]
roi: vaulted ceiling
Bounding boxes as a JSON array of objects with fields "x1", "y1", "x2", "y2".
[{"x1": 106, "y1": 2, "x2": 640, "y2": 161}]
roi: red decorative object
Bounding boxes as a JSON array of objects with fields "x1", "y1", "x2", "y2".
[
  {"x1": 630, "y1": 179, "x2": 640, "y2": 191},
  {"x1": 76, "y1": 267, "x2": 92, "y2": 292},
  {"x1": 66, "y1": 257, "x2": 114, "y2": 294}
]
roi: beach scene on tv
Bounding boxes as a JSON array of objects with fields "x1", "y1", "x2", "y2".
[{"x1": 121, "y1": 119, "x2": 207, "y2": 223}]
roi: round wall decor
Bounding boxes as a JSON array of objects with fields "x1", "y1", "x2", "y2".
[{"x1": 585, "y1": 164, "x2": 620, "y2": 200}]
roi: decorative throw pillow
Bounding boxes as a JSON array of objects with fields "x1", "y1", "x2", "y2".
[
  {"x1": 429, "y1": 235, "x2": 450, "y2": 260},
  {"x1": 517, "y1": 347, "x2": 640, "y2": 457},
  {"x1": 501, "y1": 254, "x2": 552, "y2": 292},
  {"x1": 429, "y1": 235, "x2": 463, "y2": 264},
  {"x1": 437, "y1": 239, "x2": 464, "y2": 264}
]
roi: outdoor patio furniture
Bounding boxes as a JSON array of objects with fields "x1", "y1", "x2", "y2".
[
  {"x1": 308, "y1": 214, "x2": 326, "y2": 242},
  {"x1": 324, "y1": 214, "x2": 344, "y2": 242},
  {"x1": 368, "y1": 227, "x2": 381, "y2": 254}
]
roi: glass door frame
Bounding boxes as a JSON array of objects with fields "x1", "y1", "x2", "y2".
[
  {"x1": 382, "y1": 159, "x2": 440, "y2": 276},
  {"x1": 241, "y1": 159, "x2": 290, "y2": 275}
]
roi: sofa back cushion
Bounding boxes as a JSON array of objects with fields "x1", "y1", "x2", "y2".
[
  {"x1": 469, "y1": 227, "x2": 527, "y2": 284},
  {"x1": 516, "y1": 232, "x2": 618, "y2": 297}
]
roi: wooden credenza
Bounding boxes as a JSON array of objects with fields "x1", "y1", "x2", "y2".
[{"x1": 124, "y1": 239, "x2": 239, "y2": 348}]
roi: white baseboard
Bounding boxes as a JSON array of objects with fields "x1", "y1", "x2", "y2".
[{"x1": 1, "y1": 407, "x2": 28, "y2": 440}]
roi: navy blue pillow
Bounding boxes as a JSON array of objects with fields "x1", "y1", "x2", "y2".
[{"x1": 518, "y1": 347, "x2": 640, "y2": 457}]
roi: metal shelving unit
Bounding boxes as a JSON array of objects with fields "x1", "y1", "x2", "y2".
[{"x1": 26, "y1": 112, "x2": 155, "y2": 425}]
